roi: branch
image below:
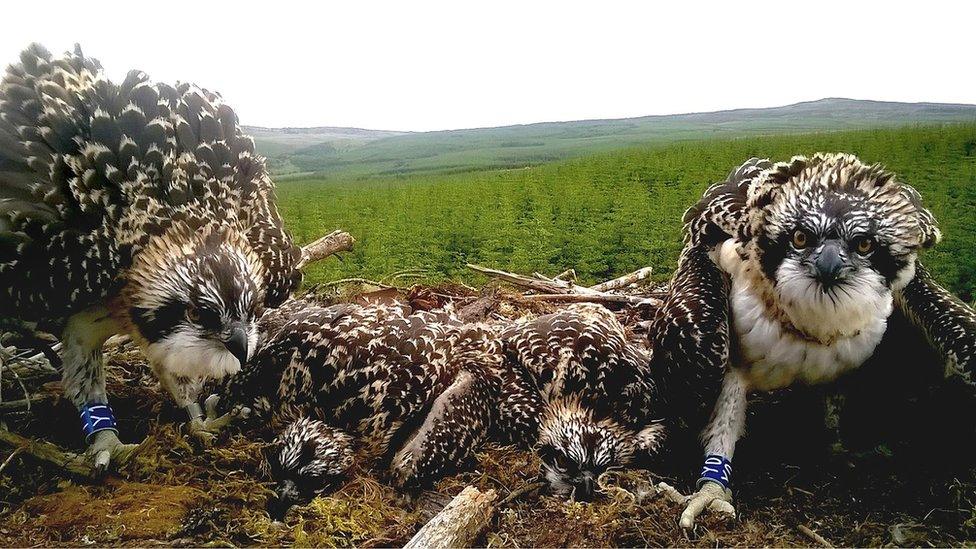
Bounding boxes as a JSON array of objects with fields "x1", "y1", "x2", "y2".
[
  {"x1": 467, "y1": 264, "x2": 660, "y2": 307},
  {"x1": 0, "y1": 429, "x2": 95, "y2": 477},
  {"x1": 522, "y1": 293, "x2": 661, "y2": 307},
  {"x1": 403, "y1": 485, "x2": 498, "y2": 549},
  {"x1": 590, "y1": 267, "x2": 653, "y2": 292},
  {"x1": 468, "y1": 263, "x2": 578, "y2": 294},
  {"x1": 798, "y1": 524, "x2": 834, "y2": 548},
  {"x1": 297, "y1": 230, "x2": 355, "y2": 269}
]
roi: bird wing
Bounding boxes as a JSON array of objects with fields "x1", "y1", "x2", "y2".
[
  {"x1": 646, "y1": 160, "x2": 769, "y2": 431},
  {"x1": 648, "y1": 244, "x2": 732, "y2": 432},
  {"x1": 681, "y1": 158, "x2": 770, "y2": 247},
  {"x1": 896, "y1": 262, "x2": 976, "y2": 389},
  {"x1": 0, "y1": 44, "x2": 127, "y2": 320},
  {"x1": 0, "y1": 44, "x2": 303, "y2": 322}
]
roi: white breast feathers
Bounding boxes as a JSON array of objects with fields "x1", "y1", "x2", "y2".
[{"x1": 717, "y1": 240, "x2": 891, "y2": 391}]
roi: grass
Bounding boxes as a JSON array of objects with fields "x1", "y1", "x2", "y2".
[{"x1": 277, "y1": 123, "x2": 976, "y2": 300}]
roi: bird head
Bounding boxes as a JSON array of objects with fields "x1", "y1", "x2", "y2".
[
  {"x1": 737, "y1": 153, "x2": 940, "y2": 341},
  {"x1": 536, "y1": 397, "x2": 662, "y2": 501},
  {"x1": 127, "y1": 226, "x2": 266, "y2": 380},
  {"x1": 267, "y1": 418, "x2": 354, "y2": 516}
]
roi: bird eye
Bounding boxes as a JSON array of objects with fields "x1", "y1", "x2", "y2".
[
  {"x1": 187, "y1": 305, "x2": 221, "y2": 329},
  {"x1": 792, "y1": 229, "x2": 809, "y2": 249},
  {"x1": 552, "y1": 452, "x2": 572, "y2": 473},
  {"x1": 186, "y1": 305, "x2": 201, "y2": 324},
  {"x1": 854, "y1": 236, "x2": 875, "y2": 255}
]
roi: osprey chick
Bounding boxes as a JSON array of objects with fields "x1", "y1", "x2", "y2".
[
  {"x1": 651, "y1": 154, "x2": 976, "y2": 527},
  {"x1": 220, "y1": 299, "x2": 504, "y2": 507},
  {"x1": 0, "y1": 45, "x2": 302, "y2": 470},
  {"x1": 498, "y1": 305, "x2": 664, "y2": 500}
]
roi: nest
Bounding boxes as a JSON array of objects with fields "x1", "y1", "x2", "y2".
[{"x1": 1, "y1": 279, "x2": 975, "y2": 547}]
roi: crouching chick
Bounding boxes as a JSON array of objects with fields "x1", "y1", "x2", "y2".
[
  {"x1": 497, "y1": 304, "x2": 665, "y2": 500},
  {"x1": 219, "y1": 298, "x2": 505, "y2": 510}
]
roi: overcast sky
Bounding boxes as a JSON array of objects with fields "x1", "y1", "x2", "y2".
[{"x1": 2, "y1": 1, "x2": 972, "y2": 132}]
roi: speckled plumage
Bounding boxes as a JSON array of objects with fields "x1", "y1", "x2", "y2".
[
  {"x1": 222, "y1": 299, "x2": 504, "y2": 492},
  {"x1": 497, "y1": 304, "x2": 664, "y2": 499},
  {"x1": 650, "y1": 153, "x2": 976, "y2": 506},
  {"x1": 0, "y1": 44, "x2": 302, "y2": 454}
]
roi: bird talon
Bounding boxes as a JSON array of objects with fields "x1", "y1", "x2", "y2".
[
  {"x1": 84, "y1": 430, "x2": 140, "y2": 476},
  {"x1": 675, "y1": 481, "x2": 735, "y2": 529}
]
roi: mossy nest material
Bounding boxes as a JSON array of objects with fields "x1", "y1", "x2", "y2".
[{"x1": 1, "y1": 284, "x2": 975, "y2": 547}]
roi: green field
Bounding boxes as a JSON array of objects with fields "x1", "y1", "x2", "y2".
[{"x1": 276, "y1": 124, "x2": 976, "y2": 300}]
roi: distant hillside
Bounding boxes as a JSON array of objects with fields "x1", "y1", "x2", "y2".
[{"x1": 252, "y1": 98, "x2": 976, "y2": 178}]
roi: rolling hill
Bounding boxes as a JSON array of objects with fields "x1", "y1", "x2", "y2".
[{"x1": 249, "y1": 98, "x2": 976, "y2": 178}]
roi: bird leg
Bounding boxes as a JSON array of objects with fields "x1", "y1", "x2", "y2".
[
  {"x1": 61, "y1": 308, "x2": 139, "y2": 475},
  {"x1": 666, "y1": 370, "x2": 746, "y2": 529},
  {"x1": 159, "y1": 374, "x2": 234, "y2": 445}
]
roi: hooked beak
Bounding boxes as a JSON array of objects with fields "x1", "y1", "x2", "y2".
[
  {"x1": 575, "y1": 473, "x2": 596, "y2": 502},
  {"x1": 812, "y1": 241, "x2": 848, "y2": 287},
  {"x1": 269, "y1": 479, "x2": 301, "y2": 519},
  {"x1": 223, "y1": 325, "x2": 249, "y2": 367}
]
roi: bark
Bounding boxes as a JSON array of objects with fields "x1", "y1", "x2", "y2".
[{"x1": 403, "y1": 485, "x2": 498, "y2": 549}]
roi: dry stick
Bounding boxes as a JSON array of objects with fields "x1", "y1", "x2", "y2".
[
  {"x1": 468, "y1": 263, "x2": 579, "y2": 294},
  {"x1": 0, "y1": 397, "x2": 41, "y2": 414},
  {"x1": 467, "y1": 264, "x2": 660, "y2": 307},
  {"x1": 499, "y1": 481, "x2": 546, "y2": 507},
  {"x1": 403, "y1": 485, "x2": 498, "y2": 549},
  {"x1": 0, "y1": 446, "x2": 23, "y2": 476},
  {"x1": 554, "y1": 268, "x2": 577, "y2": 282},
  {"x1": 297, "y1": 230, "x2": 356, "y2": 269},
  {"x1": 590, "y1": 266, "x2": 654, "y2": 292},
  {"x1": 523, "y1": 293, "x2": 662, "y2": 307},
  {"x1": 323, "y1": 278, "x2": 401, "y2": 290},
  {"x1": 798, "y1": 524, "x2": 834, "y2": 548},
  {"x1": 0, "y1": 429, "x2": 95, "y2": 477}
]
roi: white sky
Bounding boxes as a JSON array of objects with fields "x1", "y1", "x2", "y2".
[{"x1": 2, "y1": 1, "x2": 973, "y2": 132}]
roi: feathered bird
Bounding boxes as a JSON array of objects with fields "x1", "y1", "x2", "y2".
[
  {"x1": 649, "y1": 153, "x2": 976, "y2": 527},
  {"x1": 497, "y1": 304, "x2": 664, "y2": 500},
  {"x1": 268, "y1": 417, "x2": 355, "y2": 510},
  {"x1": 0, "y1": 45, "x2": 302, "y2": 471},
  {"x1": 220, "y1": 299, "x2": 504, "y2": 507}
]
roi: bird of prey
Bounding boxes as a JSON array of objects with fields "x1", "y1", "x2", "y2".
[
  {"x1": 219, "y1": 299, "x2": 504, "y2": 507},
  {"x1": 497, "y1": 304, "x2": 664, "y2": 500},
  {"x1": 648, "y1": 153, "x2": 976, "y2": 527},
  {"x1": 0, "y1": 45, "x2": 302, "y2": 471}
]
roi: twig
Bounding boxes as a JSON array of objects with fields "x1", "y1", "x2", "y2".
[
  {"x1": 0, "y1": 428, "x2": 95, "y2": 477},
  {"x1": 798, "y1": 524, "x2": 834, "y2": 548},
  {"x1": 297, "y1": 230, "x2": 355, "y2": 269},
  {"x1": 499, "y1": 481, "x2": 546, "y2": 506},
  {"x1": 0, "y1": 446, "x2": 23, "y2": 476},
  {"x1": 590, "y1": 267, "x2": 653, "y2": 292},
  {"x1": 467, "y1": 264, "x2": 660, "y2": 307},
  {"x1": 0, "y1": 397, "x2": 43, "y2": 414},
  {"x1": 522, "y1": 293, "x2": 662, "y2": 307},
  {"x1": 468, "y1": 263, "x2": 578, "y2": 294},
  {"x1": 323, "y1": 278, "x2": 401, "y2": 290},
  {"x1": 554, "y1": 268, "x2": 577, "y2": 282}
]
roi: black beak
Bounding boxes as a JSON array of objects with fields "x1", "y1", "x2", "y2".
[
  {"x1": 813, "y1": 241, "x2": 847, "y2": 287},
  {"x1": 576, "y1": 474, "x2": 595, "y2": 502},
  {"x1": 224, "y1": 326, "x2": 249, "y2": 367},
  {"x1": 269, "y1": 479, "x2": 300, "y2": 519}
]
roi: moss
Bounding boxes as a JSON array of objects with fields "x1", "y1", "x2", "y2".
[{"x1": 3, "y1": 480, "x2": 202, "y2": 544}]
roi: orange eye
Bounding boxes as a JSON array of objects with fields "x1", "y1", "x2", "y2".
[
  {"x1": 854, "y1": 236, "x2": 874, "y2": 255},
  {"x1": 792, "y1": 229, "x2": 809, "y2": 249},
  {"x1": 187, "y1": 305, "x2": 200, "y2": 324}
]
